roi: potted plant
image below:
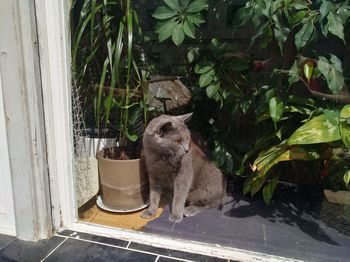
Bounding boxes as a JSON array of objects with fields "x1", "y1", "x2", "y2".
[
  {"x1": 71, "y1": 0, "x2": 150, "y2": 210},
  {"x1": 71, "y1": 0, "x2": 118, "y2": 207}
]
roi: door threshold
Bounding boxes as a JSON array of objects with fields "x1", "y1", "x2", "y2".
[{"x1": 66, "y1": 221, "x2": 302, "y2": 262}]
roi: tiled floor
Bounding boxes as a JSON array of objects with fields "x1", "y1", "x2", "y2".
[{"x1": 0, "y1": 230, "x2": 230, "y2": 262}]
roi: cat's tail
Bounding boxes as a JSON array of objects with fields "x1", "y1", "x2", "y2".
[{"x1": 218, "y1": 179, "x2": 234, "y2": 210}]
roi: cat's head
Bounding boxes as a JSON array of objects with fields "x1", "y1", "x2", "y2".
[{"x1": 144, "y1": 113, "x2": 193, "y2": 156}]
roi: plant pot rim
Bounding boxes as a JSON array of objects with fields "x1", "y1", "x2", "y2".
[{"x1": 96, "y1": 149, "x2": 141, "y2": 163}]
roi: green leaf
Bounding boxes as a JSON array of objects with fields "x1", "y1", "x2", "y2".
[
  {"x1": 182, "y1": 0, "x2": 190, "y2": 8},
  {"x1": 295, "y1": 18, "x2": 314, "y2": 50},
  {"x1": 152, "y1": 6, "x2": 177, "y2": 20},
  {"x1": 249, "y1": 22, "x2": 269, "y2": 50},
  {"x1": 194, "y1": 61, "x2": 215, "y2": 74},
  {"x1": 269, "y1": 97, "x2": 283, "y2": 128},
  {"x1": 199, "y1": 68, "x2": 215, "y2": 87},
  {"x1": 96, "y1": 58, "x2": 109, "y2": 130},
  {"x1": 206, "y1": 82, "x2": 219, "y2": 98},
  {"x1": 186, "y1": 13, "x2": 205, "y2": 25},
  {"x1": 287, "y1": 112, "x2": 341, "y2": 145},
  {"x1": 243, "y1": 175, "x2": 254, "y2": 195},
  {"x1": 292, "y1": 10, "x2": 306, "y2": 24},
  {"x1": 329, "y1": 54, "x2": 343, "y2": 73},
  {"x1": 234, "y1": 6, "x2": 253, "y2": 27},
  {"x1": 289, "y1": 0, "x2": 308, "y2": 10},
  {"x1": 126, "y1": 132, "x2": 138, "y2": 142},
  {"x1": 320, "y1": 0, "x2": 333, "y2": 19},
  {"x1": 163, "y1": 0, "x2": 181, "y2": 11},
  {"x1": 288, "y1": 60, "x2": 299, "y2": 86},
  {"x1": 263, "y1": 176, "x2": 279, "y2": 204},
  {"x1": 187, "y1": 0, "x2": 208, "y2": 12},
  {"x1": 274, "y1": 23, "x2": 290, "y2": 53},
  {"x1": 251, "y1": 175, "x2": 264, "y2": 197},
  {"x1": 156, "y1": 18, "x2": 178, "y2": 42},
  {"x1": 340, "y1": 105, "x2": 350, "y2": 148},
  {"x1": 344, "y1": 170, "x2": 350, "y2": 186},
  {"x1": 183, "y1": 20, "x2": 196, "y2": 38},
  {"x1": 288, "y1": 95, "x2": 316, "y2": 107},
  {"x1": 337, "y1": 1, "x2": 350, "y2": 23},
  {"x1": 259, "y1": 26, "x2": 273, "y2": 48},
  {"x1": 229, "y1": 56, "x2": 250, "y2": 71},
  {"x1": 318, "y1": 56, "x2": 344, "y2": 95},
  {"x1": 187, "y1": 47, "x2": 200, "y2": 63},
  {"x1": 327, "y1": 11, "x2": 345, "y2": 43},
  {"x1": 253, "y1": 143, "x2": 321, "y2": 186},
  {"x1": 172, "y1": 23, "x2": 185, "y2": 46},
  {"x1": 303, "y1": 61, "x2": 314, "y2": 82}
]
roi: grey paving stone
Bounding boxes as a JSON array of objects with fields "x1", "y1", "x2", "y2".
[
  {"x1": 129, "y1": 242, "x2": 227, "y2": 262},
  {"x1": 0, "y1": 236, "x2": 65, "y2": 262},
  {"x1": 45, "y1": 238, "x2": 156, "y2": 262},
  {"x1": 57, "y1": 229, "x2": 128, "y2": 247},
  {"x1": 144, "y1": 183, "x2": 350, "y2": 262}
]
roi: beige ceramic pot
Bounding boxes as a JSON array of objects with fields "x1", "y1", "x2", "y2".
[{"x1": 97, "y1": 149, "x2": 149, "y2": 211}]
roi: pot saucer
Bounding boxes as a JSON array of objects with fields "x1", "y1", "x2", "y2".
[{"x1": 96, "y1": 195, "x2": 149, "y2": 213}]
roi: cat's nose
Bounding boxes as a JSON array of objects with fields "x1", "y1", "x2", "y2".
[{"x1": 183, "y1": 144, "x2": 189, "y2": 153}]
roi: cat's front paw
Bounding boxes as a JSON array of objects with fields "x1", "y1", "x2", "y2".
[
  {"x1": 141, "y1": 209, "x2": 156, "y2": 219},
  {"x1": 184, "y1": 206, "x2": 201, "y2": 217},
  {"x1": 169, "y1": 214, "x2": 183, "y2": 223}
]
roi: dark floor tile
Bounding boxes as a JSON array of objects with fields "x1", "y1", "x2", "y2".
[
  {"x1": 45, "y1": 238, "x2": 156, "y2": 262},
  {"x1": 0, "y1": 235, "x2": 15, "y2": 251},
  {"x1": 0, "y1": 236, "x2": 65, "y2": 262},
  {"x1": 57, "y1": 230, "x2": 128, "y2": 247},
  {"x1": 128, "y1": 242, "x2": 226, "y2": 262}
]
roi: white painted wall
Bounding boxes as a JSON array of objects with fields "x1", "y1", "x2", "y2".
[
  {"x1": 0, "y1": 73, "x2": 16, "y2": 236},
  {"x1": 0, "y1": 0, "x2": 52, "y2": 240}
]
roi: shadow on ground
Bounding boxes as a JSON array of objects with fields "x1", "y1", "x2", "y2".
[{"x1": 144, "y1": 177, "x2": 350, "y2": 261}]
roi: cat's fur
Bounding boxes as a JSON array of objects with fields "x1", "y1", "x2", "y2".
[{"x1": 141, "y1": 113, "x2": 226, "y2": 223}]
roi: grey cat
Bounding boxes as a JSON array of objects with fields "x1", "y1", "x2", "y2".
[{"x1": 141, "y1": 113, "x2": 226, "y2": 223}]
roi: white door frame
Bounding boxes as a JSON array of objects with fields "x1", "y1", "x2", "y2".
[
  {"x1": 0, "y1": 73, "x2": 16, "y2": 236},
  {"x1": 35, "y1": 1, "x2": 299, "y2": 261},
  {"x1": 1, "y1": 0, "x2": 52, "y2": 241}
]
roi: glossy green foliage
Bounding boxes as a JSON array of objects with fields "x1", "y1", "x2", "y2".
[
  {"x1": 287, "y1": 110, "x2": 341, "y2": 145},
  {"x1": 153, "y1": 0, "x2": 208, "y2": 46},
  {"x1": 340, "y1": 105, "x2": 350, "y2": 148},
  {"x1": 318, "y1": 55, "x2": 344, "y2": 95},
  {"x1": 236, "y1": 0, "x2": 350, "y2": 53},
  {"x1": 192, "y1": 39, "x2": 250, "y2": 106}
]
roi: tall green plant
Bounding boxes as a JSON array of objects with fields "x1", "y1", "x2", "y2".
[{"x1": 72, "y1": 0, "x2": 148, "y2": 142}]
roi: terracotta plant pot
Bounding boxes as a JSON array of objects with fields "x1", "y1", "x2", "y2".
[{"x1": 97, "y1": 149, "x2": 149, "y2": 212}]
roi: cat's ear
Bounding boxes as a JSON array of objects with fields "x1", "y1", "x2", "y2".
[
  {"x1": 158, "y1": 121, "x2": 174, "y2": 136},
  {"x1": 177, "y1": 112, "x2": 193, "y2": 123}
]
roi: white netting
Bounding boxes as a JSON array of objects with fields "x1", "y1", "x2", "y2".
[{"x1": 71, "y1": 82, "x2": 88, "y2": 159}]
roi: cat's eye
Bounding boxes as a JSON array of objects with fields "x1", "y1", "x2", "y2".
[{"x1": 175, "y1": 139, "x2": 182, "y2": 145}]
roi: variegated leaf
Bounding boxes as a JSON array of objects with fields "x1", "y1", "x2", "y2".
[
  {"x1": 340, "y1": 105, "x2": 350, "y2": 148},
  {"x1": 288, "y1": 111, "x2": 341, "y2": 145}
]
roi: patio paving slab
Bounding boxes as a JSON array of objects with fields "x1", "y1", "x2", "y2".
[
  {"x1": 0, "y1": 231, "x2": 231, "y2": 262},
  {"x1": 144, "y1": 183, "x2": 350, "y2": 262}
]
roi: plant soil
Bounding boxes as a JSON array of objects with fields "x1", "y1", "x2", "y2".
[{"x1": 102, "y1": 144, "x2": 140, "y2": 160}]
